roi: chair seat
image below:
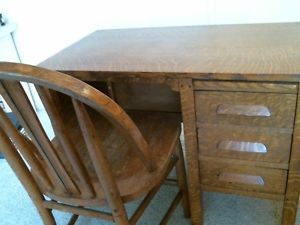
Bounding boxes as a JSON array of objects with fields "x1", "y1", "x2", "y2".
[
  {"x1": 50, "y1": 109, "x2": 181, "y2": 206},
  {"x1": 0, "y1": 63, "x2": 189, "y2": 224}
]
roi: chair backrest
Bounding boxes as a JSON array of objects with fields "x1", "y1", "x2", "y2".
[{"x1": 0, "y1": 62, "x2": 155, "y2": 215}]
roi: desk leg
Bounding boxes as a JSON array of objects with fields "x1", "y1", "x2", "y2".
[
  {"x1": 282, "y1": 84, "x2": 300, "y2": 225},
  {"x1": 282, "y1": 181, "x2": 299, "y2": 225},
  {"x1": 180, "y1": 79, "x2": 203, "y2": 225}
]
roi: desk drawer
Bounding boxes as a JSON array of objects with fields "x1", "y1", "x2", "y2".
[
  {"x1": 198, "y1": 125, "x2": 292, "y2": 165},
  {"x1": 195, "y1": 91, "x2": 296, "y2": 128},
  {"x1": 199, "y1": 158, "x2": 287, "y2": 195}
]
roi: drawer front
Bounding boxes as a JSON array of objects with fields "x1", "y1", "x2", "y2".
[
  {"x1": 198, "y1": 125, "x2": 292, "y2": 164},
  {"x1": 193, "y1": 81, "x2": 298, "y2": 94},
  {"x1": 199, "y1": 159, "x2": 287, "y2": 194},
  {"x1": 195, "y1": 91, "x2": 296, "y2": 128}
]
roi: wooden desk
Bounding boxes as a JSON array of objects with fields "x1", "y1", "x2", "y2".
[{"x1": 40, "y1": 22, "x2": 300, "y2": 225}]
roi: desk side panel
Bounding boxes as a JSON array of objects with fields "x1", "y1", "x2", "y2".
[{"x1": 282, "y1": 83, "x2": 300, "y2": 225}]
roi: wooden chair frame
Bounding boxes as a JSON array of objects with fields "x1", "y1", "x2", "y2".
[{"x1": 0, "y1": 62, "x2": 190, "y2": 225}]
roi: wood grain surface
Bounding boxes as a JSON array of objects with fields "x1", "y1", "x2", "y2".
[
  {"x1": 36, "y1": 23, "x2": 300, "y2": 225},
  {"x1": 282, "y1": 84, "x2": 300, "y2": 225},
  {"x1": 197, "y1": 124, "x2": 292, "y2": 165},
  {"x1": 180, "y1": 79, "x2": 202, "y2": 225},
  {"x1": 199, "y1": 158, "x2": 287, "y2": 195},
  {"x1": 112, "y1": 82, "x2": 180, "y2": 112},
  {"x1": 0, "y1": 62, "x2": 186, "y2": 225},
  {"x1": 40, "y1": 23, "x2": 300, "y2": 82},
  {"x1": 195, "y1": 91, "x2": 297, "y2": 128},
  {"x1": 193, "y1": 81, "x2": 298, "y2": 93}
]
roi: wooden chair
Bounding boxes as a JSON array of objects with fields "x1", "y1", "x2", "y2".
[{"x1": 0, "y1": 62, "x2": 190, "y2": 225}]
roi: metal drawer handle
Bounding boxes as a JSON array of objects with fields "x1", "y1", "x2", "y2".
[
  {"x1": 217, "y1": 140, "x2": 267, "y2": 153},
  {"x1": 218, "y1": 172, "x2": 265, "y2": 186},
  {"x1": 216, "y1": 104, "x2": 271, "y2": 117}
]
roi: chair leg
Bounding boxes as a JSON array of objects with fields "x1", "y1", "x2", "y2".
[
  {"x1": 68, "y1": 214, "x2": 79, "y2": 225},
  {"x1": 129, "y1": 155, "x2": 178, "y2": 225},
  {"x1": 36, "y1": 206, "x2": 56, "y2": 225},
  {"x1": 159, "y1": 191, "x2": 183, "y2": 225},
  {"x1": 175, "y1": 140, "x2": 191, "y2": 218}
]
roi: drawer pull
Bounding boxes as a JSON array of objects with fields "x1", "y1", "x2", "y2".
[
  {"x1": 218, "y1": 172, "x2": 265, "y2": 186},
  {"x1": 217, "y1": 140, "x2": 267, "y2": 153},
  {"x1": 216, "y1": 104, "x2": 271, "y2": 117}
]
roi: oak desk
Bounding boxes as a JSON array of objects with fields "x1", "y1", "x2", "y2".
[{"x1": 40, "y1": 22, "x2": 300, "y2": 225}]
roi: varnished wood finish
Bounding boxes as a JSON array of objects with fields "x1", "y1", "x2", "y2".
[
  {"x1": 0, "y1": 62, "x2": 186, "y2": 225},
  {"x1": 113, "y1": 82, "x2": 180, "y2": 112},
  {"x1": 199, "y1": 158, "x2": 287, "y2": 195},
  {"x1": 37, "y1": 87, "x2": 95, "y2": 198},
  {"x1": 68, "y1": 214, "x2": 79, "y2": 225},
  {"x1": 195, "y1": 91, "x2": 297, "y2": 129},
  {"x1": 282, "y1": 84, "x2": 300, "y2": 225},
  {"x1": 199, "y1": 155, "x2": 289, "y2": 171},
  {"x1": 129, "y1": 155, "x2": 178, "y2": 225},
  {"x1": 72, "y1": 99, "x2": 129, "y2": 224},
  {"x1": 0, "y1": 120, "x2": 55, "y2": 225},
  {"x1": 37, "y1": 23, "x2": 300, "y2": 225},
  {"x1": 194, "y1": 80, "x2": 298, "y2": 223},
  {"x1": 175, "y1": 140, "x2": 190, "y2": 217},
  {"x1": 218, "y1": 173, "x2": 265, "y2": 186},
  {"x1": 40, "y1": 23, "x2": 300, "y2": 81},
  {"x1": 159, "y1": 191, "x2": 183, "y2": 225},
  {"x1": 217, "y1": 140, "x2": 268, "y2": 153},
  {"x1": 193, "y1": 81, "x2": 298, "y2": 94},
  {"x1": 198, "y1": 124, "x2": 292, "y2": 165},
  {"x1": 179, "y1": 79, "x2": 202, "y2": 225},
  {"x1": 43, "y1": 201, "x2": 113, "y2": 221},
  {"x1": 201, "y1": 185, "x2": 285, "y2": 201},
  {"x1": 0, "y1": 86, "x2": 54, "y2": 189},
  {"x1": 216, "y1": 103, "x2": 271, "y2": 117}
]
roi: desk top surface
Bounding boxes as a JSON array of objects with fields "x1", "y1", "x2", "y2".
[{"x1": 40, "y1": 23, "x2": 300, "y2": 81}]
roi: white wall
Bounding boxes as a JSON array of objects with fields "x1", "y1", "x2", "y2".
[
  {"x1": 1, "y1": 0, "x2": 300, "y2": 64},
  {"x1": 1, "y1": 0, "x2": 99, "y2": 64}
]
